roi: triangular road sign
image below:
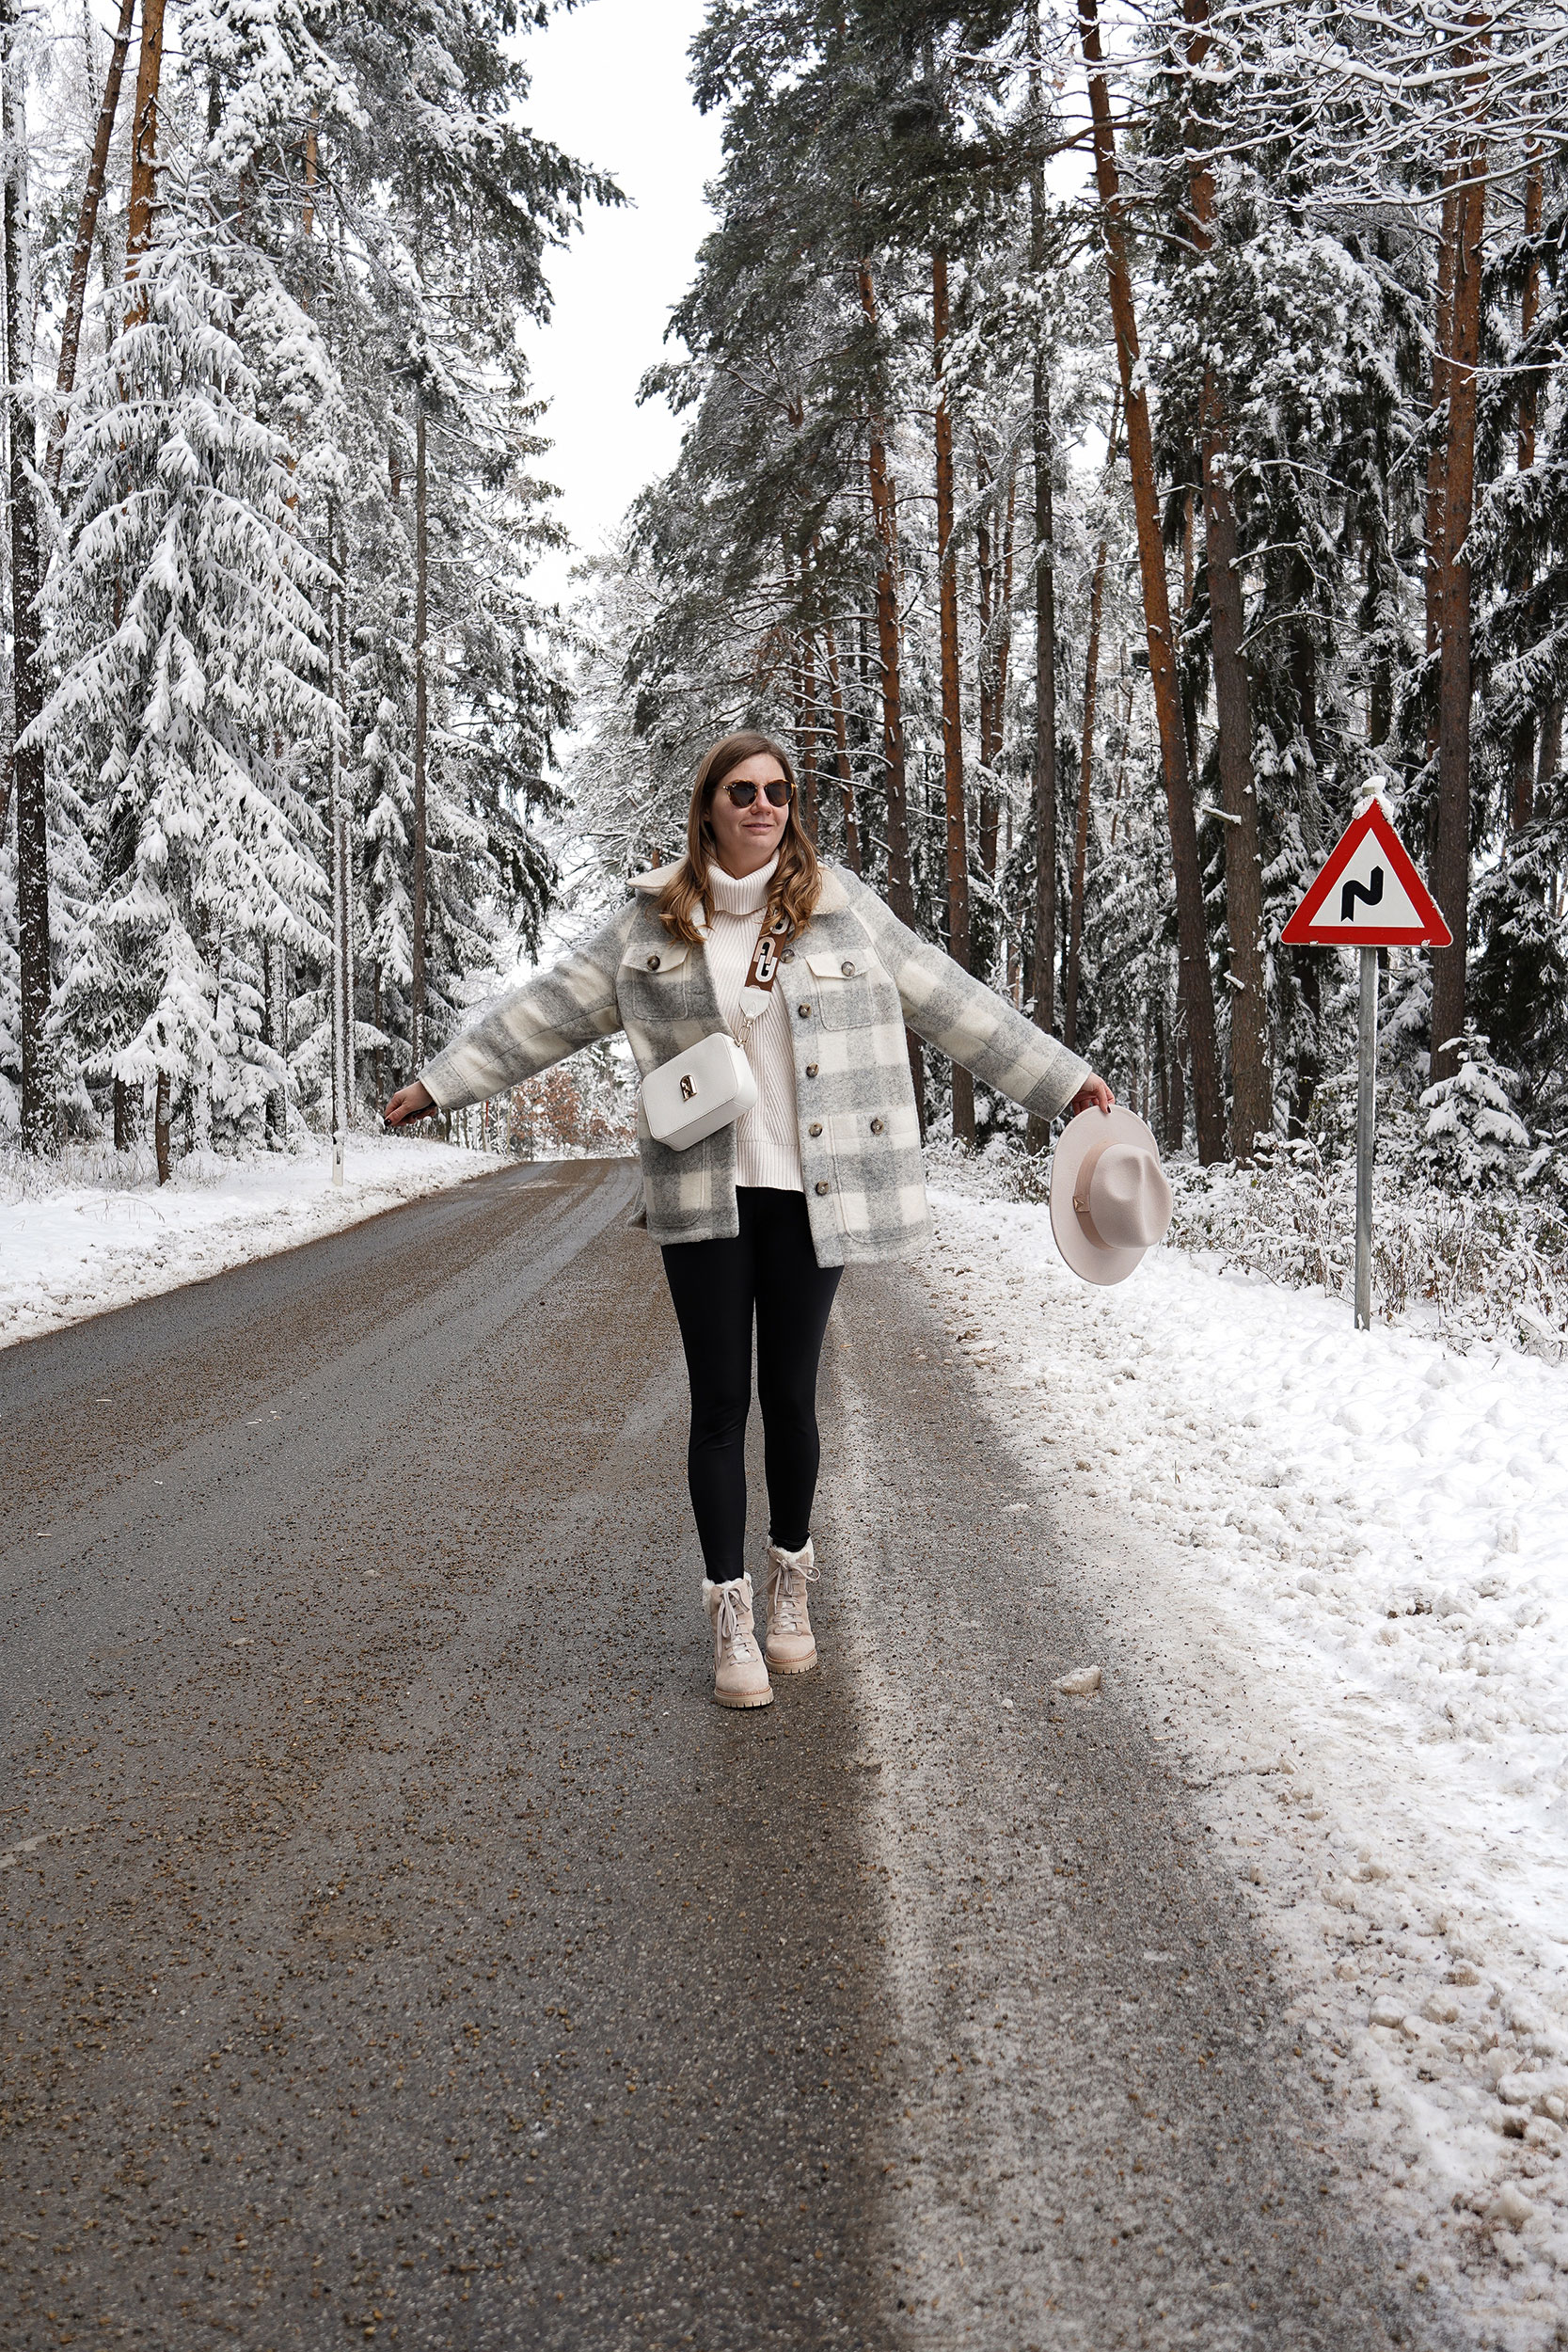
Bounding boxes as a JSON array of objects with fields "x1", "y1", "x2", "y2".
[{"x1": 1281, "y1": 802, "x2": 1452, "y2": 948}]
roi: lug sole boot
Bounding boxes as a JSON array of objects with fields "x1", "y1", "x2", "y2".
[
  {"x1": 704, "y1": 1573, "x2": 773, "y2": 1709},
  {"x1": 765, "y1": 1538, "x2": 818, "y2": 1676}
]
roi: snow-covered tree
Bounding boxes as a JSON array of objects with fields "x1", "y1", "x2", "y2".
[
  {"x1": 0, "y1": 0, "x2": 606, "y2": 1163},
  {"x1": 1420, "y1": 1035, "x2": 1532, "y2": 1191},
  {"x1": 38, "y1": 215, "x2": 334, "y2": 1161}
]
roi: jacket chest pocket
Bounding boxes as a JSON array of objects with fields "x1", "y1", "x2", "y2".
[
  {"x1": 620, "y1": 936, "x2": 694, "y2": 1025},
  {"x1": 802, "y1": 947, "x2": 885, "y2": 1033}
]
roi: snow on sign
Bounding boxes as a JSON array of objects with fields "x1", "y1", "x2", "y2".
[{"x1": 1281, "y1": 802, "x2": 1451, "y2": 948}]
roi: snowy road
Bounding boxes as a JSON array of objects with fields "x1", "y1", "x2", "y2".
[
  {"x1": 0, "y1": 1130, "x2": 501, "y2": 1349},
  {"x1": 1, "y1": 1159, "x2": 1423, "y2": 2348}
]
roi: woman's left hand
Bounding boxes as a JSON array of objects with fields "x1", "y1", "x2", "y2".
[{"x1": 1069, "y1": 1074, "x2": 1116, "y2": 1117}]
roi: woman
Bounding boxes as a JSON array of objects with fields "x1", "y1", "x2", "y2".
[{"x1": 386, "y1": 731, "x2": 1112, "y2": 1710}]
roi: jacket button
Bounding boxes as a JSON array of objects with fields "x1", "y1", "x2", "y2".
[
  {"x1": 804, "y1": 1063, "x2": 818, "y2": 1078},
  {"x1": 781, "y1": 949, "x2": 796, "y2": 963},
  {"x1": 815, "y1": 1180, "x2": 831, "y2": 1197},
  {"x1": 841, "y1": 959, "x2": 856, "y2": 976},
  {"x1": 808, "y1": 1121, "x2": 823, "y2": 1138},
  {"x1": 869, "y1": 1117, "x2": 884, "y2": 1135},
  {"x1": 646, "y1": 954, "x2": 660, "y2": 970},
  {"x1": 798, "y1": 1002, "x2": 812, "y2": 1018}
]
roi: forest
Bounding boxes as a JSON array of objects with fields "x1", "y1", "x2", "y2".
[
  {"x1": 1, "y1": 0, "x2": 1565, "y2": 1230},
  {"x1": 0, "y1": 0, "x2": 598, "y2": 1173}
]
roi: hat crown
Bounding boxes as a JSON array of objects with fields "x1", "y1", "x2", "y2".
[{"x1": 1087, "y1": 1143, "x2": 1173, "y2": 1250}]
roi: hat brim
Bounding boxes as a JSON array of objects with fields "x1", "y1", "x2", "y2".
[{"x1": 1050, "y1": 1105, "x2": 1166, "y2": 1287}]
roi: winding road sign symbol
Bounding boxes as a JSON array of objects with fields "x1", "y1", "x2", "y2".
[{"x1": 1340, "y1": 867, "x2": 1384, "y2": 923}]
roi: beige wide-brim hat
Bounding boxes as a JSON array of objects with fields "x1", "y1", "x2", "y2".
[{"x1": 1050, "y1": 1105, "x2": 1174, "y2": 1287}]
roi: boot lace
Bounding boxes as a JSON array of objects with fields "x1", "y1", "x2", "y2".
[
  {"x1": 768, "y1": 1549, "x2": 818, "y2": 1635},
  {"x1": 713, "y1": 1581, "x2": 758, "y2": 1667}
]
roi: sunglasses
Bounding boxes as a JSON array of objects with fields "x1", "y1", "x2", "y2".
[{"x1": 716, "y1": 777, "x2": 792, "y2": 809}]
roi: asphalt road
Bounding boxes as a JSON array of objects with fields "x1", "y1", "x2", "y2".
[{"x1": 0, "y1": 1157, "x2": 1433, "y2": 2350}]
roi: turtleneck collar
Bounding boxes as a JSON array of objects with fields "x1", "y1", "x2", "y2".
[{"x1": 708, "y1": 854, "x2": 778, "y2": 917}]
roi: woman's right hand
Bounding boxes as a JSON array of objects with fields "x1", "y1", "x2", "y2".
[{"x1": 385, "y1": 1081, "x2": 436, "y2": 1128}]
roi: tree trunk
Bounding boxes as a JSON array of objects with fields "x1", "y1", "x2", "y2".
[
  {"x1": 1510, "y1": 728, "x2": 1537, "y2": 837},
  {"x1": 411, "y1": 402, "x2": 429, "y2": 1070},
  {"x1": 1511, "y1": 140, "x2": 1543, "y2": 834},
  {"x1": 154, "y1": 1069, "x2": 171, "y2": 1184},
  {"x1": 1290, "y1": 558, "x2": 1325, "y2": 1135},
  {"x1": 1024, "y1": 32, "x2": 1060, "y2": 1155},
  {"x1": 46, "y1": 0, "x2": 135, "y2": 492},
  {"x1": 124, "y1": 0, "x2": 166, "y2": 302},
  {"x1": 4, "y1": 18, "x2": 50, "y2": 1151},
  {"x1": 303, "y1": 101, "x2": 317, "y2": 237},
  {"x1": 856, "y1": 266, "x2": 911, "y2": 919},
  {"x1": 1078, "y1": 0, "x2": 1223, "y2": 1161},
  {"x1": 1108, "y1": 672, "x2": 1134, "y2": 848},
  {"x1": 799, "y1": 612, "x2": 820, "y2": 846},
  {"x1": 264, "y1": 941, "x2": 287, "y2": 1140},
  {"x1": 1065, "y1": 390, "x2": 1121, "y2": 1057},
  {"x1": 1179, "y1": 501, "x2": 1200, "y2": 787},
  {"x1": 1291, "y1": 559, "x2": 1322, "y2": 768},
  {"x1": 857, "y1": 258, "x2": 924, "y2": 1131},
  {"x1": 329, "y1": 500, "x2": 352, "y2": 1149},
  {"x1": 975, "y1": 437, "x2": 999, "y2": 882},
  {"x1": 1065, "y1": 521, "x2": 1109, "y2": 1057},
  {"x1": 996, "y1": 470, "x2": 1016, "y2": 715},
  {"x1": 113, "y1": 1073, "x2": 131, "y2": 1151},
  {"x1": 1288, "y1": 946, "x2": 1321, "y2": 1139},
  {"x1": 822, "y1": 623, "x2": 862, "y2": 874},
  {"x1": 1024, "y1": 345, "x2": 1058, "y2": 1163},
  {"x1": 1424, "y1": 165, "x2": 1460, "y2": 780},
  {"x1": 1184, "y1": 0, "x2": 1270, "y2": 1159},
  {"x1": 1201, "y1": 448, "x2": 1270, "y2": 1153},
  {"x1": 1429, "y1": 141, "x2": 1486, "y2": 1084},
  {"x1": 932, "y1": 248, "x2": 974, "y2": 1146},
  {"x1": 1538, "y1": 700, "x2": 1561, "y2": 800}
]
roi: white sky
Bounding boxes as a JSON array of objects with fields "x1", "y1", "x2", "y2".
[{"x1": 515, "y1": 0, "x2": 723, "y2": 612}]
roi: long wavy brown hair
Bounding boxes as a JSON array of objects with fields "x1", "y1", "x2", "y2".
[{"x1": 656, "y1": 731, "x2": 822, "y2": 945}]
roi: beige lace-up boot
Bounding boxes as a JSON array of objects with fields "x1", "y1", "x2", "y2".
[
  {"x1": 703, "y1": 1573, "x2": 773, "y2": 1709},
  {"x1": 764, "y1": 1538, "x2": 818, "y2": 1675}
]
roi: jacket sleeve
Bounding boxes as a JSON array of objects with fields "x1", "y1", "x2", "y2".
[
  {"x1": 843, "y1": 875, "x2": 1091, "y2": 1121},
  {"x1": 417, "y1": 909, "x2": 629, "y2": 1114}
]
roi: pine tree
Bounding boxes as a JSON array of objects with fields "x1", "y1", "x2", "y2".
[
  {"x1": 38, "y1": 215, "x2": 335, "y2": 1164},
  {"x1": 1420, "y1": 1033, "x2": 1531, "y2": 1190}
]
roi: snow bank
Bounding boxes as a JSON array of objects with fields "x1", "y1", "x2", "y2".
[
  {"x1": 926, "y1": 1185, "x2": 1568, "y2": 2349},
  {"x1": 0, "y1": 1132, "x2": 500, "y2": 1350}
]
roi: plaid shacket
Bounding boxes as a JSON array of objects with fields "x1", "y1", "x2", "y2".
[{"x1": 418, "y1": 865, "x2": 1090, "y2": 1266}]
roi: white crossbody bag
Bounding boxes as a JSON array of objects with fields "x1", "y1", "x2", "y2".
[
  {"x1": 641, "y1": 1031, "x2": 758, "y2": 1150},
  {"x1": 639, "y1": 916, "x2": 784, "y2": 1152}
]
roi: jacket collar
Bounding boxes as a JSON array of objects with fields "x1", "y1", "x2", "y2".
[{"x1": 626, "y1": 862, "x2": 849, "y2": 914}]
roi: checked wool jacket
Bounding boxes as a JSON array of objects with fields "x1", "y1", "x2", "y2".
[{"x1": 418, "y1": 864, "x2": 1090, "y2": 1266}]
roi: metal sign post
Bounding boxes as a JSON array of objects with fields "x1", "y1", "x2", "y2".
[
  {"x1": 1282, "y1": 801, "x2": 1450, "y2": 1332},
  {"x1": 1354, "y1": 947, "x2": 1377, "y2": 1331}
]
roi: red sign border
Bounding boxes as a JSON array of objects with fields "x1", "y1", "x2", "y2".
[{"x1": 1281, "y1": 802, "x2": 1452, "y2": 948}]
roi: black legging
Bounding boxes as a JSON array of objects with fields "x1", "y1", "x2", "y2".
[{"x1": 660, "y1": 1187, "x2": 843, "y2": 1583}]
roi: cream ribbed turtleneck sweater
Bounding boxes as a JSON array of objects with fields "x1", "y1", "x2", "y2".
[{"x1": 704, "y1": 857, "x2": 803, "y2": 1194}]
